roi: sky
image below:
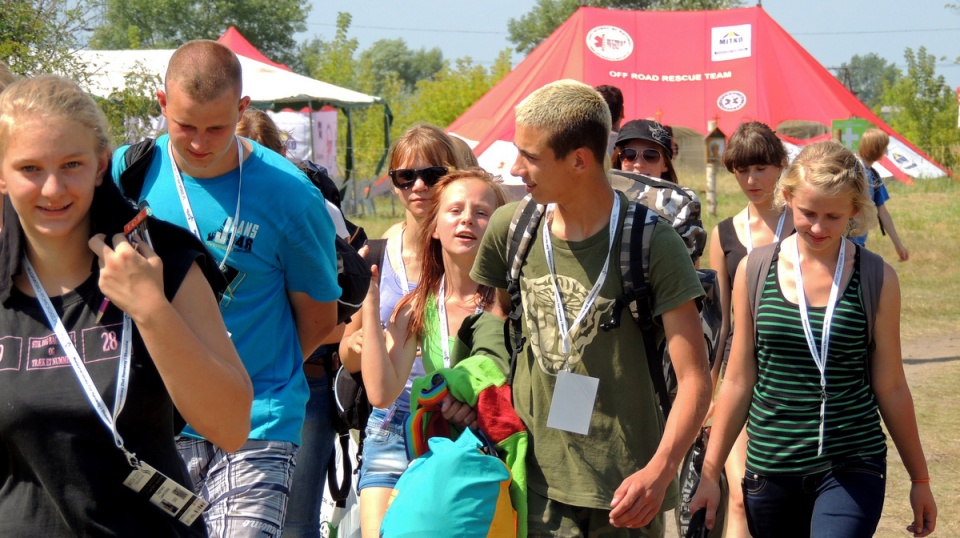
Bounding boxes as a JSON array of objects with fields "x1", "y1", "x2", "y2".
[{"x1": 301, "y1": 0, "x2": 960, "y2": 91}]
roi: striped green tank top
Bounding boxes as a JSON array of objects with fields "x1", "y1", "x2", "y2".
[{"x1": 746, "y1": 248, "x2": 887, "y2": 474}]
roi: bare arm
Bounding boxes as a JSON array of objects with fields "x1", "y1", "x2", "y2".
[
  {"x1": 288, "y1": 291, "x2": 338, "y2": 361},
  {"x1": 90, "y1": 234, "x2": 253, "y2": 452},
  {"x1": 869, "y1": 264, "x2": 935, "y2": 536},
  {"x1": 690, "y1": 258, "x2": 759, "y2": 530},
  {"x1": 877, "y1": 204, "x2": 909, "y2": 261},
  {"x1": 708, "y1": 226, "x2": 731, "y2": 395},
  {"x1": 359, "y1": 271, "x2": 419, "y2": 408},
  {"x1": 609, "y1": 299, "x2": 711, "y2": 528}
]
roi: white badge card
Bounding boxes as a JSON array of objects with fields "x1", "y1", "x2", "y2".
[
  {"x1": 124, "y1": 461, "x2": 208, "y2": 526},
  {"x1": 546, "y1": 371, "x2": 599, "y2": 435}
]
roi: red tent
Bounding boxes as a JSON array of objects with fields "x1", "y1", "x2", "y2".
[
  {"x1": 218, "y1": 26, "x2": 291, "y2": 71},
  {"x1": 449, "y1": 6, "x2": 950, "y2": 184}
]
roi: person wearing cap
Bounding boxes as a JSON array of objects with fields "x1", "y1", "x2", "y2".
[{"x1": 612, "y1": 119, "x2": 678, "y2": 183}]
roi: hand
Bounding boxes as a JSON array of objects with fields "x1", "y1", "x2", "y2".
[
  {"x1": 688, "y1": 477, "x2": 722, "y2": 531},
  {"x1": 440, "y1": 393, "x2": 477, "y2": 430},
  {"x1": 907, "y1": 482, "x2": 937, "y2": 537},
  {"x1": 346, "y1": 327, "x2": 364, "y2": 358},
  {"x1": 89, "y1": 233, "x2": 165, "y2": 322},
  {"x1": 895, "y1": 242, "x2": 910, "y2": 262},
  {"x1": 608, "y1": 466, "x2": 669, "y2": 529}
]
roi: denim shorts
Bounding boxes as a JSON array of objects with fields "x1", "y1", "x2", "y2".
[{"x1": 357, "y1": 406, "x2": 411, "y2": 491}]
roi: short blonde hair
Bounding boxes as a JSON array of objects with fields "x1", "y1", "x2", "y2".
[
  {"x1": 776, "y1": 140, "x2": 876, "y2": 237},
  {"x1": 515, "y1": 79, "x2": 611, "y2": 166},
  {"x1": 0, "y1": 75, "x2": 112, "y2": 163},
  {"x1": 858, "y1": 128, "x2": 889, "y2": 163},
  {"x1": 166, "y1": 40, "x2": 243, "y2": 102}
]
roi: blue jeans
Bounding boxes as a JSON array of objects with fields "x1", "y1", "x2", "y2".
[
  {"x1": 743, "y1": 455, "x2": 886, "y2": 538},
  {"x1": 282, "y1": 373, "x2": 336, "y2": 538}
]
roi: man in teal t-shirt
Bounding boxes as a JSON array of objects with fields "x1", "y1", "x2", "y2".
[
  {"x1": 112, "y1": 40, "x2": 340, "y2": 537},
  {"x1": 471, "y1": 80, "x2": 711, "y2": 537}
]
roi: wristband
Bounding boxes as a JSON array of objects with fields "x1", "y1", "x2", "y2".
[{"x1": 911, "y1": 478, "x2": 930, "y2": 483}]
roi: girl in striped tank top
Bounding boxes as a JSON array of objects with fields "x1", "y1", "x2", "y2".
[{"x1": 691, "y1": 141, "x2": 937, "y2": 537}]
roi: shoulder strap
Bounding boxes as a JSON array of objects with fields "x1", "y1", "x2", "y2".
[
  {"x1": 857, "y1": 245, "x2": 885, "y2": 350},
  {"x1": 615, "y1": 200, "x2": 672, "y2": 418},
  {"x1": 118, "y1": 138, "x2": 158, "y2": 202},
  {"x1": 746, "y1": 243, "x2": 779, "y2": 348},
  {"x1": 505, "y1": 195, "x2": 546, "y2": 385}
]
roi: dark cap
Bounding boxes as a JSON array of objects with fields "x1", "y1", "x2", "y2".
[{"x1": 616, "y1": 119, "x2": 672, "y2": 157}]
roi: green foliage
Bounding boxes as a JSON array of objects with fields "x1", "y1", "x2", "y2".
[
  {"x1": 0, "y1": 0, "x2": 91, "y2": 81},
  {"x1": 90, "y1": 0, "x2": 310, "y2": 67},
  {"x1": 878, "y1": 46, "x2": 960, "y2": 171},
  {"x1": 298, "y1": 12, "x2": 359, "y2": 88},
  {"x1": 507, "y1": 0, "x2": 743, "y2": 55},
  {"x1": 94, "y1": 65, "x2": 163, "y2": 147},
  {"x1": 835, "y1": 53, "x2": 898, "y2": 108},
  {"x1": 358, "y1": 39, "x2": 443, "y2": 94},
  {"x1": 299, "y1": 13, "x2": 511, "y2": 183}
]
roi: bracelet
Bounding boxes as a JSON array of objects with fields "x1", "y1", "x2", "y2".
[{"x1": 911, "y1": 478, "x2": 930, "y2": 483}]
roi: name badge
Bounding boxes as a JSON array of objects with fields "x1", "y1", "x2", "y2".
[
  {"x1": 124, "y1": 461, "x2": 208, "y2": 526},
  {"x1": 546, "y1": 370, "x2": 599, "y2": 435}
]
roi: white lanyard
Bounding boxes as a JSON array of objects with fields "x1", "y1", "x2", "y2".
[
  {"x1": 168, "y1": 136, "x2": 243, "y2": 272},
  {"x1": 436, "y1": 276, "x2": 484, "y2": 368},
  {"x1": 744, "y1": 207, "x2": 786, "y2": 253},
  {"x1": 793, "y1": 237, "x2": 846, "y2": 456},
  {"x1": 22, "y1": 258, "x2": 138, "y2": 467},
  {"x1": 543, "y1": 194, "x2": 621, "y2": 363}
]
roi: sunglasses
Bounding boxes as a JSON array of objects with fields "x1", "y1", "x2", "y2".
[
  {"x1": 388, "y1": 166, "x2": 449, "y2": 190},
  {"x1": 620, "y1": 147, "x2": 663, "y2": 165}
]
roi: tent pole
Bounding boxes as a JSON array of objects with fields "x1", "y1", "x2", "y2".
[{"x1": 308, "y1": 100, "x2": 316, "y2": 163}]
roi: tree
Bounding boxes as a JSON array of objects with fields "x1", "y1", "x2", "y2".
[
  {"x1": 507, "y1": 0, "x2": 743, "y2": 55},
  {"x1": 400, "y1": 50, "x2": 513, "y2": 130},
  {"x1": 0, "y1": 0, "x2": 91, "y2": 81},
  {"x1": 879, "y1": 46, "x2": 960, "y2": 171},
  {"x1": 90, "y1": 0, "x2": 309, "y2": 67},
  {"x1": 358, "y1": 39, "x2": 444, "y2": 94},
  {"x1": 834, "y1": 53, "x2": 898, "y2": 108}
]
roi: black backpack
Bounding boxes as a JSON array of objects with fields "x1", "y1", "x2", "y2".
[{"x1": 295, "y1": 160, "x2": 371, "y2": 325}]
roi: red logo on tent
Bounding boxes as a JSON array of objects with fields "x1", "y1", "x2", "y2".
[{"x1": 585, "y1": 26, "x2": 633, "y2": 62}]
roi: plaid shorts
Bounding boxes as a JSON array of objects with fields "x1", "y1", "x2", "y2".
[{"x1": 177, "y1": 438, "x2": 299, "y2": 538}]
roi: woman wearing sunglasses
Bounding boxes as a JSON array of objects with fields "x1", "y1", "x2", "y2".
[
  {"x1": 612, "y1": 118, "x2": 678, "y2": 183},
  {"x1": 340, "y1": 123, "x2": 465, "y2": 538}
]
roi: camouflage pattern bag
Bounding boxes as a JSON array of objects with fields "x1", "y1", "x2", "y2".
[{"x1": 609, "y1": 170, "x2": 706, "y2": 262}]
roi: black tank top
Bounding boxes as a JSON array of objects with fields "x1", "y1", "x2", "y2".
[{"x1": 718, "y1": 217, "x2": 747, "y2": 290}]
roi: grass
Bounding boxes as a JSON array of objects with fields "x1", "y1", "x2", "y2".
[{"x1": 352, "y1": 175, "x2": 960, "y2": 535}]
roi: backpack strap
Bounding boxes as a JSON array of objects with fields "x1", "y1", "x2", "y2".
[
  {"x1": 118, "y1": 138, "x2": 158, "y2": 202},
  {"x1": 857, "y1": 245, "x2": 885, "y2": 358},
  {"x1": 612, "y1": 201, "x2": 671, "y2": 418},
  {"x1": 746, "y1": 243, "x2": 780, "y2": 349},
  {"x1": 505, "y1": 195, "x2": 546, "y2": 385},
  {"x1": 325, "y1": 434, "x2": 353, "y2": 507}
]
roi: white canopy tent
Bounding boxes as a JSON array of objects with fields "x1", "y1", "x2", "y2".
[
  {"x1": 74, "y1": 49, "x2": 390, "y2": 180},
  {"x1": 75, "y1": 49, "x2": 381, "y2": 109}
]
